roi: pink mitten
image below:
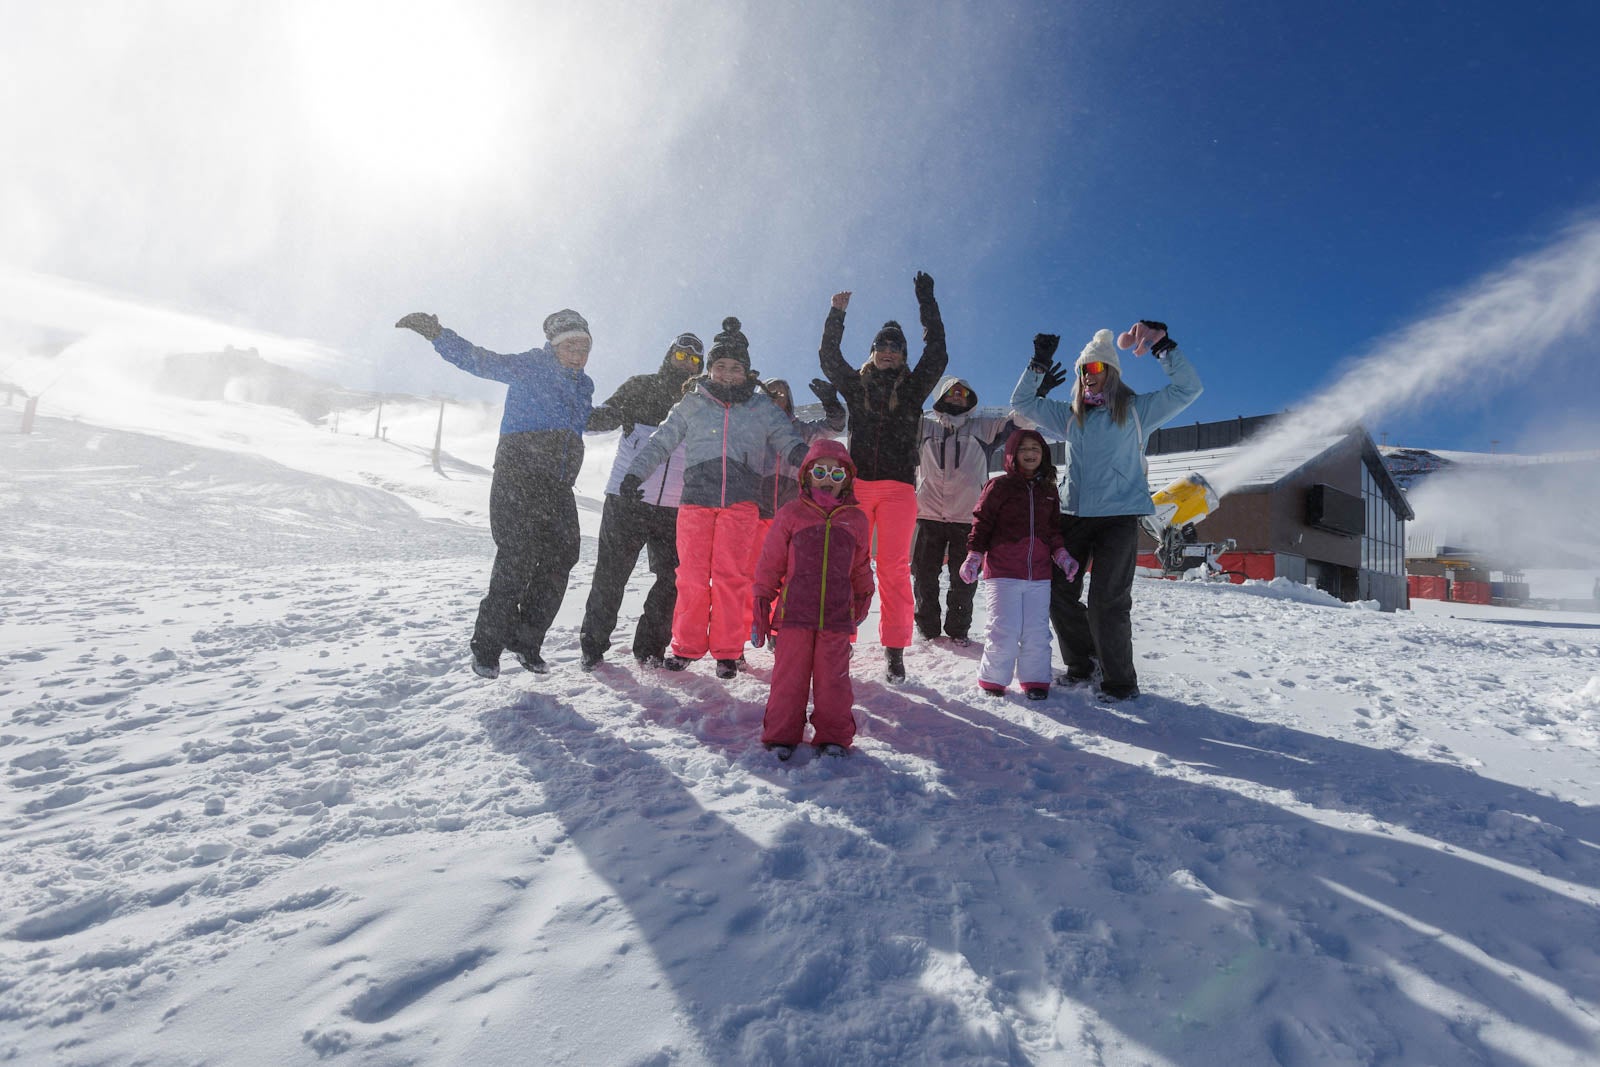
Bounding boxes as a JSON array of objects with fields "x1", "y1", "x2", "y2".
[
  {"x1": 1052, "y1": 548, "x2": 1080, "y2": 581},
  {"x1": 1116, "y1": 320, "x2": 1167, "y2": 357},
  {"x1": 959, "y1": 551, "x2": 985, "y2": 584}
]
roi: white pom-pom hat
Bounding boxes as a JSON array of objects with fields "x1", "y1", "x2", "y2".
[{"x1": 1075, "y1": 329, "x2": 1120, "y2": 374}]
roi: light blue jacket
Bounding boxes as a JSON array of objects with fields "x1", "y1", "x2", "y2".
[{"x1": 1009, "y1": 348, "x2": 1202, "y2": 516}]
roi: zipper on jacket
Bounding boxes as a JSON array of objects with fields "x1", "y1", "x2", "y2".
[
  {"x1": 719, "y1": 401, "x2": 731, "y2": 508},
  {"x1": 1026, "y1": 481, "x2": 1036, "y2": 581},
  {"x1": 818, "y1": 512, "x2": 833, "y2": 628}
]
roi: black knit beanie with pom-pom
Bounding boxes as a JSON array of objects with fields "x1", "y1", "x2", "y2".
[{"x1": 707, "y1": 317, "x2": 750, "y2": 371}]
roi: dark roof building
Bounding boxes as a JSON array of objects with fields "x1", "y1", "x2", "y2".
[{"x1": 1136, "y1": 416, "x2": 1413, "y2": 612}]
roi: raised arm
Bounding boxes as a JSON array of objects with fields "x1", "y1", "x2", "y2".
[
  {"x1": 817, "y1": 291, "x2": 863, "y2": 402},
  {"x1": 904, "y1": 271, "x2": 949, "y2": 403},
  {"x1": 1008, "y1": 334, "x2": 1072, "y2": 439}
]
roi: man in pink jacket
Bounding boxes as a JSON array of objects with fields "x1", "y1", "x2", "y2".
[{"x1": 750, "y1": 439, "x2": 875, "y2": 759}]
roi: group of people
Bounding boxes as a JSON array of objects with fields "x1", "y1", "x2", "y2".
[{"x1": 395, "y1": 273, "x2": 1202, "y2": 758}]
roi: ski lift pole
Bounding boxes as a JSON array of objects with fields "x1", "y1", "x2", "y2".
[{"x1": 432, "y1": 397, "x2": 445, "y2": 474}]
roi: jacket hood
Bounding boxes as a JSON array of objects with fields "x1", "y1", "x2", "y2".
[
  {"x1": 761, "y1": 378, "x2": 794, "y2": 416},
  {"x1": 797, "y1": 437, "x2": 857, "y2": 503},
  {"x1": 932, "y1": 374, "x2": 977, "y2": 416},
  {"x1": 1002, "y1": 427, "x2": 1055, "y2": 481}
]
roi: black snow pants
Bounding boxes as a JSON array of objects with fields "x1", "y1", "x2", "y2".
[
  {"x1": 1050, "y1": 514, "x2": 1140, "y2": 688},
  {"x1": 472, "y1": 432, "x2": 583, "y2": 662},
  {"x1": 911, "y1": 518, "x2": 978, "y2": 640},
  {"x1": 579, "y1": 493, "x2": 680, "y2": 662}
]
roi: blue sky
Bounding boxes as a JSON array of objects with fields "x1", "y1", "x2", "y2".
[{"x1": 2, "y1": 1, "x2": 1597, "y2": 452}]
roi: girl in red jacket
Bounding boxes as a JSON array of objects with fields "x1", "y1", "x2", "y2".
[
  {"x1": 960, "y1": 429, "x2": 1080, "y2": 699},
  {"x1": 750, "y1": 439, "x2": 875, "y2": 759}
]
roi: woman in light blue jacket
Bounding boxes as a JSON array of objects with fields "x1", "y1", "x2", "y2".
[{"x1": 1009, "y1": 322, "x2": 1201, "y2": 700}]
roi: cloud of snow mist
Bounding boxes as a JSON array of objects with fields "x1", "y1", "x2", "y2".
[
  {"x1": 1206, "y1": 215, "x2": 1600, "y2": 495},
  {"x1": 1406, "y1": 456, "x2": 1600, "y2": 569}
]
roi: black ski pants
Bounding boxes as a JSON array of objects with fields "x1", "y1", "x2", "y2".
[
  {"x1": 472, "y1": 434, "x2": 582, "y2": 662},
  {"x1": 579, "y1": 493, "x2": 680, "y2": 662},
  {"x1": 911, "y1": 518, "x2": 977, "y2": 639},
  {"x1": 1050, "y1": 514, "x2": 1140, "y2": 688}
]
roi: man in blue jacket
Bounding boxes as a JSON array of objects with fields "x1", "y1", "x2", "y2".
[{"x1": 397, "y1": 309, "x2": 595, "y2": 679}]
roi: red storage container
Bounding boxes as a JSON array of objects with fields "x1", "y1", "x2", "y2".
[
  {"x1": 1451, "y1": 580, "x2": 1491, "y2": 604},
  {"x1": 1410, "y1": 576, "x2": 1447, "y2": 600}
]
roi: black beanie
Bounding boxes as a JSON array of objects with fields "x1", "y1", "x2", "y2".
[
  {"x1": 872, "y1": 320, "x2": 907, "y2": 352},
  {"x1": 707, "y1": 317, "x2": 751, "y2": 371}
]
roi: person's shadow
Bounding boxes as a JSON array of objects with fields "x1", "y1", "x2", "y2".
[{"x1": 483, "y1": 672, "x2": 1600, "y2": 1065}]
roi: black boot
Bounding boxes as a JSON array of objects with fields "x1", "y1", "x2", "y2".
[
  {"x1": 715, "y1": 658, "x2": 739, "y2": 679},
  {"x1": 884, "y1": 646, "x2": 906, "y2": 684}
]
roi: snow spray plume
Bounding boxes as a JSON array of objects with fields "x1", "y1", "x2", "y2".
[{"x1": 1207, "y1": 215, "x2": 1600, "y2": 496}]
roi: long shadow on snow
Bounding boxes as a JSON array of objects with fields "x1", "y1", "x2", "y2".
[
  {"x1": 844, "y1": 676, "x2": 1600, "y2": 1065},
  {"x1": 480, "y1": 692, "x2": 1031, "y2": 1066}
]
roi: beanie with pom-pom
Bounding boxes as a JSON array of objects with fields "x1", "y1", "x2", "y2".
[
  {"x1": 1075, "y1": 329, "x2": 1120, "y2": 374},
  {"x1": 707, "y1": 316, "x2": 750, "y2": 371},
  {"x1": 871, "y1": 320, "x2": 907, "y2": 354}
]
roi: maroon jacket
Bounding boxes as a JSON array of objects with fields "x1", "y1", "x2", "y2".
[
  {"x1": 753, "y1": 439, "x2": 875, "y2": 634},
  {"x1": 968, "y1": 428, "x2": 1065, "y2": 581}
]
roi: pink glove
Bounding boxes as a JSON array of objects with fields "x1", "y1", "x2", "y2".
[
  {"x1": 1052, "y1": 548, "x2": 1080, "y2": 581},
  {"x1": 959, "y1": 551, "x2": 984, "y2": 584},
  {"x1": 1116, "y1": 320, "x2": 1167, "y2": 357}
]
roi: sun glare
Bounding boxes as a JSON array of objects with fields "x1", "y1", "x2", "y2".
[{"x1": 287, "y1": 2, "x2": 513, "y2": 193}]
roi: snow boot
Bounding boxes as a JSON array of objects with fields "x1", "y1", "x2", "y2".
[
  {"x1": 766, "y1": 742, "x2": 796, "y2": 762},
  {"x1": 1098, "y1": 682, "x2": 1140, "y2": 701},
  {"x1": 818, "y1": 743, "x2": 848, "y2": 758},
  {"x1": 978, "y1": 680, "x2": 1006, "y2": 697},
  {"x1": 662, "y1": 655, "x2": 694, "y2": 672},
  {"x1": 1024, "y1": 685, "x2": 1049, "y2": 701},
  {"x1": 580, "y1": 649, "x2": 602, "y2": 672},
  {"x1": 715, "y1": 658, "x2": 739, "y2": 679},
  {"x1": 1057, "y1": 663, "x2": 1096, "y2": 687},
  {"x1": 884, "y1": 647, "x2": 906, "y2": 684},
  {"x1": 634, "y1": 652, "x2": 665, "y2": 669},
  {"x1": 515, "y1": 650, "x2": 549, "y2": 674},
  {"x1": 471, "y1": 654, "x2": 501, "y2": 680}
]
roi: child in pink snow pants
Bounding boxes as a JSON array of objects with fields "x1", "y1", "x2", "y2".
[{"x1": 751, "y1": 438, "x2": 875, "y2": 757}]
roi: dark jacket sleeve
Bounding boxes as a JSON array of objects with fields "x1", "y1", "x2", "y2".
[
  {"x1": 967, "y1": 478, "x2": 1001, "y2": 553},
  {"x1": 818, "y1": 308, "x2": 864, "y2": 405},
  {"x1": 587, "y1": 375, "x2": 651, "y2": 432},
  {"x1": 905, "y1": 294, "x2": 949, "y2": 406}
]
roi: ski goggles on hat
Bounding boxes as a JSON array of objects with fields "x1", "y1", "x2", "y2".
[
  {"x1": 1080, "y1": 361, "x2": 1108, "y2": 376},
  {"x1": 809, "y1": 464, "x2": 848, "y2": 482},
  {"x1": 671, "y1": 333, "x2": 704, "y2": 363}
]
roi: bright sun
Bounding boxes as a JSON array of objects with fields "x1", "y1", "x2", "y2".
[{"x1": 286, "y1": 2, "x2": 514, "y2": 192}]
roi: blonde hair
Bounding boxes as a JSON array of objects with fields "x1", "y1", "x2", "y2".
[{"x1": 1070, "y1": 364, "x2": 1134, "y2": 428}]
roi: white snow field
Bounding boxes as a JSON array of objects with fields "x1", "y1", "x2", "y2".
[{"x1": 4, "y1": 398, "x2": 1600, "y2": 1066}]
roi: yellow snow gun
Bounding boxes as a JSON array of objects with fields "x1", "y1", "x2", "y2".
[{"x1": 1140, "y1": 472, "x2": 1234, "y2": 575}]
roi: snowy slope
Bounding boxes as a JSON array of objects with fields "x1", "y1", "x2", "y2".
[{"x1": 5, "y1": 402, "x2": 1600, "y2": 1066}]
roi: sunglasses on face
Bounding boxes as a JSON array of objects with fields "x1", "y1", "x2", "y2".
[
  {"x1": 872, "y1": 341, "x2": 905, "y2": 354},
  {"x1": 809, "y1": 465, "x2": 848, "y2": 482},
  {"x1": 1080, "y1": 361, "x2": 1108, "y2": 376}
]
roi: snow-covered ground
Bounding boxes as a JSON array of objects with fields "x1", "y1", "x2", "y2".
[{"x1": 5, "y1": 394, "x2": 1600, "y2": 1066}]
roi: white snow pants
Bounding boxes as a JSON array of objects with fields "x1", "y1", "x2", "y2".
[{"x1": 979, "y1": 577, "x2": 1054, "y2": 688}]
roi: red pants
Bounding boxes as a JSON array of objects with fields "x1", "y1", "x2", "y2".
[
  {"x1": 852, "y1": 479, "x2": 917, "y2": 648},
  {"x1": 673, "y1": 503, "x2": 759, "y2": 660},
  {"x1": 762, "y1": 628, "x2": 855, "y2": 748}
]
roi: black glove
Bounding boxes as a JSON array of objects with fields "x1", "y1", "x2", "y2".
[
  {"x1": 395, "y1": 312, "x2": 442, "y2": 341},
  {"x1": 618, "y1": 474, "x2": 645, "y2": 502},
  {"x1": 1035, "y1": 360, "x2": 1067, "y2": 397},
  {"x1": 1140, "y1": 320, "x2": 1177, "y2": 357},
  {"x1": 913, "y1": 271, "x2": 935, "y2": 304},
  {"x1": 1031, "y1": 333, "x2": 1060, "y2": 370},
  {"x1": 808, "y1": 377, "x2": 838, "y2": 407}
]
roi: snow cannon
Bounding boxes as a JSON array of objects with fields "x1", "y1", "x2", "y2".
[
  {"x1": 1141, "y1": 472, "x2": 1219, "y2": 541},
  {"x1": 1141, "y1": 472, "x2": 1235, "y2": 576}
]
